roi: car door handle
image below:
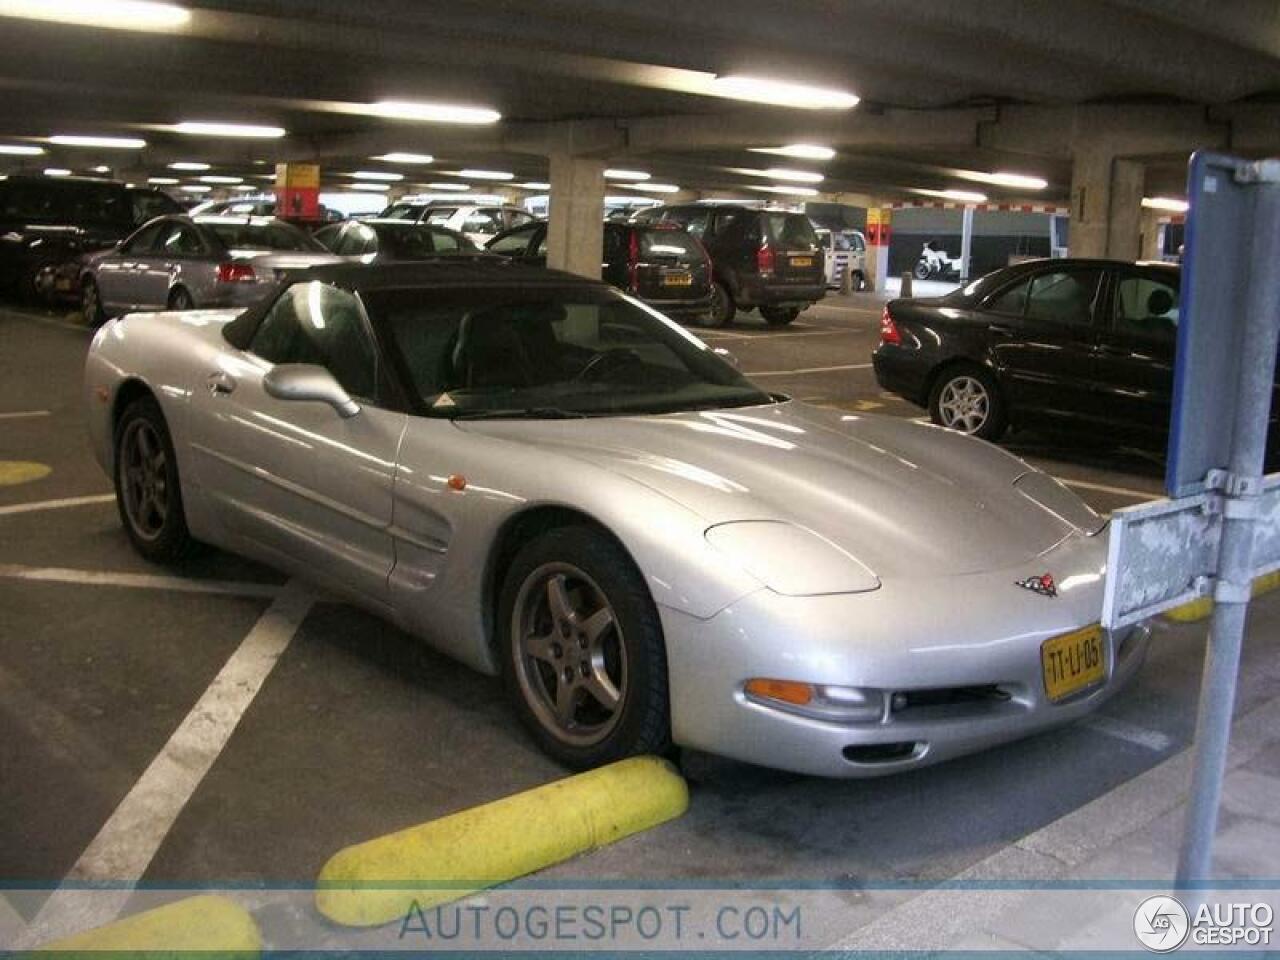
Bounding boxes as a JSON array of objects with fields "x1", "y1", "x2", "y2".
[
  {"x1": 207, "y1": 372, "x2": 237, "y2": 396},
  {"x1": 987, "y1": 323, "x2": 1015, "y2": 337}
]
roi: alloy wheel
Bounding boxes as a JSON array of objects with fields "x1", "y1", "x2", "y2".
[
  {"x1": 511, "y1": 562, "x2": 627, "y2": 747},
  {"x1": 937, "y1": 375, "x2": 990, "y2": 434},
  {"x1": 119, "y1": 419, "x2": 169, "y2": 541}
]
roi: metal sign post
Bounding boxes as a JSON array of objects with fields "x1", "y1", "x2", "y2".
[{"x1": 1101, "y1": 153, "x2": 1280, "y2": 889}]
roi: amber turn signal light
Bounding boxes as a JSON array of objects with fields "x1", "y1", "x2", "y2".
[{"x1": 745, "y1": 678, "x2": 814, "y2": 706}]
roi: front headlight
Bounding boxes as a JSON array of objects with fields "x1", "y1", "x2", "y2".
[{"x1": 705, "y1": 520, "x2": 880, "y2": 595}]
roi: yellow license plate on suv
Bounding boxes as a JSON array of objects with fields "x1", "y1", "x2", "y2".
[
  {"x1": 1041, "y1": 624, "x2": 1105, "y2": 702},
  {"x1": 662, "y1": 272, "x2": 693, "y2": 286},
  {"x1": 790, "y1": 256, "x2": 813, "y2": 267}
]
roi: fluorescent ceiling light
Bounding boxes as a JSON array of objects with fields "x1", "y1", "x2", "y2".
[
  {"x1": 621, "y1": 182, "x2": 680, "y2": 194},
  {"x1": 749, "y1": 144, "x2": 835, "y2": 161},
  {"x1": 199, "y1": 175, "x2": 243, "y2": 184},
  {"x1": 50, "y1": 134, "x2": 146, "y2": 149},
  {"x1": 710, "y1": 75, "x2": 858, "y2": 110},
  {"x1": 231, "y1": 184, "x2": 255, "y2": 190},
  {"x1": 374, "y1": 152, "x2": 434, "y2": 164},
  {"x1": 424, "y1": 182, "x2": 470, "y2": 191},
  {"x1": 169, "y1": 161, "x2": 209, "y2": 170},
  {"x1": 350, "y1": 182, "x2": 390, "y2": 192},
  {"x1": 515, "y1": 181, "x2": 551, "y2": 190},
  {"x1": 148, "y1": 176, "x2": 179, "y2": 184},
  {"x1": 180, "y1": 184, "x2": 211, "y2": 193},
  {"x1": 604, "y1": 169, "x2": 650, "y2": 181},
  {"x1": 346, "y1": 170, "x2": 404, "y2": 181},
  {"x1": 911, "y1": 187, "x2": 987, "y2": 203},
  {"x1": 954, "y1": 169, "x2": 1048, "y2": 190},
  {"x1": 91, "y1": 165, "x2": 110, "y2": 173},
  {"x1": 748, "y1": 184, "x2": 819, "y2": 197},
  {"x1": 44, "y1": 167, "x2": 71, "y2": 177},
  {"x1": 174, "y1": 122, "x2": 286, "y2": 138},
  {"x1": 360, "y1": 101, "x2": 501, "y2": 125},
  {"x1": 729, "y1": 166, "x2": 823, "y2": 183},
  {"x1": 0, "y1": 0, "x2": 190, "y2": 31},
  {"x1": 0, "y1": 143, "x2": 43, "y2": 155},
  {"x1": 1141, "y1": 196, "x2": 1189, "y2": 213},
  {"x1": 452, "y1": 168, "x2": 513, "y2": 180}
]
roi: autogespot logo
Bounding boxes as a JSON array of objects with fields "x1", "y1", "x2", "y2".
[{"x1": 1134, "y1": 895, "x2": 1191, "y2": 952}]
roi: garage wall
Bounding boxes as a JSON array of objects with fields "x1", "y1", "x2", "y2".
[{"x1": 888, "y1": 208, "x2": 1053, "y2": 277}]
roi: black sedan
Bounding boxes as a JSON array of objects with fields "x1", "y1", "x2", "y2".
[
  {"x1": 873, "y1": 258, "x2": 1186, "y2": 444},
  {"x1": 313, "y1": 218, "x2": 479, "y2": 261},
  {"x1": 486, "y1": 220, "x2": 714, "y2": 325}
]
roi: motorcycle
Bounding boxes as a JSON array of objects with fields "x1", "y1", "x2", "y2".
[{"x1": 913, "y1": 240, "x2": 962, "y2": 280}]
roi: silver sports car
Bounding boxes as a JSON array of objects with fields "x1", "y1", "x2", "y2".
[{"x1": 83, "y1": 261, "x2": 1149, "y2": 777}]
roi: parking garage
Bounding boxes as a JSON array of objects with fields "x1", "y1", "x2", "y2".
[{"x1": 2, "y1": 2, "x2": 1280, "y2": 955}]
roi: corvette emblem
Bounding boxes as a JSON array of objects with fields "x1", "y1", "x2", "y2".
[{"x1": 1016, "y1": 573, "x2": 1057, "y2": 597}]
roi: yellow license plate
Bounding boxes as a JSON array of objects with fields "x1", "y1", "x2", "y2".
[
  {"x1": 790, "y1": 257, "x2": 813, "y2": 267},
  {"x1": 1041, "y1": 624, "x2": 1105, "y2": 702},
  {"x1": 662, "y1": 273, "x2": 693, "y2": 286}
]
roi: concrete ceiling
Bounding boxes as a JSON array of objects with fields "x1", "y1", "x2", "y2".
[{"x1": 0, "y1": 0, "x2": 1277, "y2": 202}]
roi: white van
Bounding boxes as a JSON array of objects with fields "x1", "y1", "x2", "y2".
[{"x1": 816, "y1": 228, "x2": 868, "y2": 290}]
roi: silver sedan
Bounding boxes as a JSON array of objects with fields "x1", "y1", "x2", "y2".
[
  {"x1": 80, "y1": 214, "x2": 341, "y2": 324},
  {"x1": 83, "y1": 261, "x2": 1149, "y2": 777}
]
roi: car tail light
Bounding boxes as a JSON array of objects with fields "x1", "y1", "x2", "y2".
[
  {"x1": 756, "y1": 241, "x2": 775, "y2": 276},
  {"x1": 880, "y1": 306, "x2": 903, "y2": 345},
  {"x1": 216, "y1": 262, "x2": 256, "y2": 284},
  {"x1": 627, "y1": 229, "x2": 640, "y2": 292}
]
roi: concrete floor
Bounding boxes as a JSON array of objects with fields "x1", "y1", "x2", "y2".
[{"x1": 1, "y1": 294, "x2": 1272, "y2": 945}]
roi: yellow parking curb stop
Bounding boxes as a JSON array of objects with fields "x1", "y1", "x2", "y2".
[
  {"x1": 34, "y1": 894, "x2": 261, "y2": 956},
  {"x1": 1164, "y1": 569, "x2": 1280, "y2": 622},
  {"x1": 316, "y1": 754, "x2": 689, "y2": 927},
  {"x1": 0, "y1": 461, "x2": 52, "y2": 487}
]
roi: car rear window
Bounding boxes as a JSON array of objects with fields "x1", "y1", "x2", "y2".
[
  {"x1": 424, "y1": 207, "x2": 458, "y2": 225},
  {"x1": 380, "y1": 203, "x2": 419, "y2": 220},
  {"x1": 639, "y1": 229, "x2": 701, "y2": 260},
  {"x1": 762, "y1": 213, "x2": 819, "y2": 249},
  {"x1": 204, "y1": 220, "x2": 322, "y2": 252}
]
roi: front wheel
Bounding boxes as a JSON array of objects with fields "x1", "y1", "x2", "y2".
[
  {"x1": 760, "y1": 306, "x2": 799, "y2": 326},
  {"x1": 499, "y1": 526, "x2": 670, "y2": 769},
  {"x1": 168, "y1": 287, "x2": 195, "y2": 310},
  {"x1": 913, "y1": 261, "x2": 932, "y2": 281},
  {"x1": 114, "y1": 395, "x2": 193, "y2": 563},
  {"x1": 928, "y1": 366, "x2": 1007, "y2": 441}
]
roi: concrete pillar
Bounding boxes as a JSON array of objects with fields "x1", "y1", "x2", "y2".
[
  {"x1": 1068, "y1": 152, "x2": 1144, "y2": 259},
  {"x1": 959, "y1": 206, "x2": 975, "y2": 281},
  {"x1": 546, "y1": 153, "x2": 605, "y2": 279},
  {"x1": 1140, "y1": 208, "x2": 1164, "y2": 261},
  {"x1": 864, "y1": 206, "x2": 893, "y2": 292}
]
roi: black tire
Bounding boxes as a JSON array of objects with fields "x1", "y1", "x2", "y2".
[
  {"x1": 761, "y1": 306, "x2": 799, "y2": 326},
  {"x1": 851, "y1": 270, "x2": 867, "y2": 292},
  {"x1": 168, "y1": 287, "x2": 195, "y2": 310},
  {"x1": 913, "y1": 261, "x2": 932, "y2": 281},
  {"x1": 113, "y1": 395, "x2": 193, "y2": 563},
  {"x1": 499, "y1": 525, "x2": 670, "y2": 769},
  {"x1": 928, "y1": 363, "x2": 1007, "y2": 441},
  {"x1": 24, "y1": 260, "x2": 59, "y2": 305},
  {"x1": 82, "y1": 277, "x2": 105, "y2": 327},
  {"x1": 707, "y1": 281, "x2": 735, "y2": 327}
]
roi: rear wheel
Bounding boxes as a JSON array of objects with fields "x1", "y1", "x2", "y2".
[
  {"x1": 913, "y1": 261, "x2": 932, "y2": 281},
  {"x1": 499, "y1": 526, "x2": 670, "y2": 769},
  {"x1": 81, "y1": 277, "x2": 105, "y2": 326},
  {"x1": 761, "y1": 306, "x2": 800, "y2": 326},
  {"x1": 168, "y1": 286, "x2": 194, "y2": 310},
  {"x1": 928, "y1": 365, "x2": 1007, "y2": 441},
  {"x1": 113, "y1": 396, "x2": 193, "y2": 563},
  {"x1": 851, "y1": 270, "x2": 867, "y2": 292},
  {"x1": 707, "y1": 281, "x2": 735, "y2": 327}
]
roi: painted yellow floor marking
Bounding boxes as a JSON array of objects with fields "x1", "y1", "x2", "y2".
[
  {"x1": 317, "y1": 755, "x2": 689, "y2": 927},
  {"x1": 33, "y1": 895, "x2": 260, "y2": 955},
  {"x1": 0, "y1": 461, "x2": 51, "y2": 486},
  {"x1": 1165, "y1": 569, "x2": 1280, "y2": 622}
]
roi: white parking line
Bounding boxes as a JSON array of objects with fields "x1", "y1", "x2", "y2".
[
  {"x1": 1055, "y1": 478, "x2": 1156, "y2": 502},
  {"x1": 0, "y1": 493, "x2": 115, "y2": 516},
  {"x1": 0, "y1": 410, "x2": 51, "y2": 420},
  {"x1": 0, "y1": 563, "x2": 283, "y2": 598},
  {"x1": 1081, "y1": 715, "x2": 1174, "y2": 752},
  {"x1": 22, "y1": 581, "x2": 313, "y2": 943},
  {"x1": 746, "y1": 362, "x2": 874, "y2": 377}
]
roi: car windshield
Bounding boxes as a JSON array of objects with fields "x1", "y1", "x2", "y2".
[
  {"x1": 203, "y1": 219, "x2": 323, "y2": 252},
  {"x1": 368, "y1": 285, "x2": 774, "y2": 418}
]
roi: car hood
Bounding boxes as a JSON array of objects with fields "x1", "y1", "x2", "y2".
[{"x1": 458, "y1": 401, "x2": 1103, "y2": 579}]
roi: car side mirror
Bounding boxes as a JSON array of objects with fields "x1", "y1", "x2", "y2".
[
  {"x1": 262, "y1": 363, "x2": 360, "y2": 418},
  {"x1": 713, "y1": 346, "x2": 741, "y2": 369}
]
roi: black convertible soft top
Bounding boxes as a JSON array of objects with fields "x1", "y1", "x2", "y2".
[{"x1": 223, "y1": 258, "x2": 604, "y2": 349}]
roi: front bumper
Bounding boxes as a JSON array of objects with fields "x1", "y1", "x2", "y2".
[{"x1": 661, "y1": 534, "x2": 1149, "y2": 777}]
